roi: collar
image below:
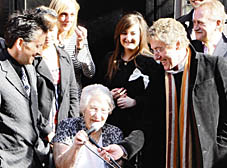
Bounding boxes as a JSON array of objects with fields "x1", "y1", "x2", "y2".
[
  {"x1": 4, "y1": 48, "x2": 23, "y2": 77},
  {"x1": 166, "y1": 47, "x2": 190, "y2": 74}
]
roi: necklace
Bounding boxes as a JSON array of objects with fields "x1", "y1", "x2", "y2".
[{"x1": 121, "y1": 54, "x2": 135, "y2": 66}]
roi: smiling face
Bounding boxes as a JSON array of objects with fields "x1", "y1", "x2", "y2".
[
  {"x1": 120, "y1": 24, "x2": 141, "y2": 52},
  {"x1": 16, "y1": 29, "x2": 46, "y2": 65},
  {"x1": 58, "y1": 4, "x2": 76, "y2": 33},
  {"x1": 189, "y1": 0, "x2": 210, "y2": 8},
  {"x1": 193, "y1": 6, "x2": 218, "y2": 43},
  {"x1": 149, "y1": 39, "x2": 182, "y2": 71},
  {"x1": 83, "y1": 95, "x2": 111, "y2": 130}
]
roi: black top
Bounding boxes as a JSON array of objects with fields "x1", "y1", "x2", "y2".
[
  {"x1": 99, "y1": 52, "x2": 164, "y2": 136},
  {"x1": 3, "y1": 48, "x2": 23, "y2": 79}
]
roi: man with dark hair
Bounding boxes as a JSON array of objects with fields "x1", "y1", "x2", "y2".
[{"x1": 0, "y1": 10, "x2": 53, "y2": 167}]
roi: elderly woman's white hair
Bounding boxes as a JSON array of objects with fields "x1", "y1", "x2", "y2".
[{"x1": 79, "y1": 84, "x2": 115, "y2": 115}]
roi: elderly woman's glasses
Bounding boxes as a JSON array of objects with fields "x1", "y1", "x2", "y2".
[{"x1": 89, "y1": 106, "x2": 110, "y2": 115}]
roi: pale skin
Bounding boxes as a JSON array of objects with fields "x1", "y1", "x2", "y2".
[
  {"x1": 53, "y1": 95, "x2": 110, "y2": 168},
  {"x1": 57, "y1": 3, "x2": 87, "y2": 50},
  {"x1": 149, "y1": 39, "x2": 187, "y2": 71},
  {"x1": 98, "y1": 144, "x2": 124, "y2": 161},
  {"x1": 53, "y1": 130, "x2": 89, "y2": 168},
  {"x1": 8, "y1": 29, "x2": 46, "y2": 65},
  {"x1": 193, "y1": 5, "x2": 223, "y2": 55},
  {"x1": 189, "y1": 0, "x2": 212, "y2": 9}
]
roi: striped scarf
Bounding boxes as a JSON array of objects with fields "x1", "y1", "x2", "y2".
[{"x1": 165, "y1": 48, "x2": 192, "y2": 168}]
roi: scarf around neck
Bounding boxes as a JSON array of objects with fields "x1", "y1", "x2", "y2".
[{"x1": 165, "y1": 47, "x2": 193, "y2": 168}]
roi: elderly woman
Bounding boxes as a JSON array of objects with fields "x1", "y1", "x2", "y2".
[{"x1": 52, "y1": 84, "x2": 124, "y2": 168}]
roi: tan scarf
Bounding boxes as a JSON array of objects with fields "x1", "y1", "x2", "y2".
[{"x1": 165, "y1": 47, "x2": 192, "y2": 168}]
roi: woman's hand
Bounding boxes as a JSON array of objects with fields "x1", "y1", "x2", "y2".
[
  {"x1": 111, "y1": 88, "x2": 127, "y2": 100},
  {"x1": 75, "y1": 25, "x2": 87, "y2": 50},
  {"x1": 73, "y1": 130, "x2": 89, "y2": 150},
  {"x1": 117, "y1": 96, "x2": 136, "y2": 109}
]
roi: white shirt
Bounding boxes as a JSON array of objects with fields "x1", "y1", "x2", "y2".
[{"x1": 75, "y1": 135, "x2": 105, "y2": 168}]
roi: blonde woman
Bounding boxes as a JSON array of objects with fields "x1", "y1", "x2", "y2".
[{"x1": 49, "y1": 0, "x2": 95, "y2": 113}]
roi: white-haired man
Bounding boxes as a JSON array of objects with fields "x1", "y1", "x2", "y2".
[
  {"x1": 193, "y1": 0, "x2": 227, "y2": 56},
  {"x1": 99, "y1": 17, "x2": 227, "y2": 168}
]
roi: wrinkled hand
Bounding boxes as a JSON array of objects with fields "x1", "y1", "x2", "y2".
[
  {"x1": 98, "y1": 144, "x2": 124, "y2": 161},
  {"x1": 111, "y1": 88, "x2": 127, "y2": 100},
  {"x1": 73, "y1": 130, "x2": 89, "y2": 150},
  {"x1": 117, "y1": 96, "x2": 136, "y2": 109},
  {"x1": 75, "y1": 25, "x2": 87, "y2": 49}
]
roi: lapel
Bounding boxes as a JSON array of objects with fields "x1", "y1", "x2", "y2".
[
  {"x1": 189, "y1": 45, "x2": 198, "y2": 91},
  {"x1": 25, "y1": 65, "x2": 37, "y2": 94},
  {"x1": 35, "y1": 56, "x2": 54, "y2": 83},
  {"x1": 1, "y1": 56, "x2": 28, "y2": 98},
  {"x1": 191, "y1": 40, "x2": 204, "y2": 53},
  {"x1": 56, "y1": 46, "x2": 72, "y2": 98},
  {"x1": 25, "y1": 64, "x2": 39, "y2": 131},
  {"x1": 213, "y1": 33, "x2": 227, "y2": 57},
  {"x1": 185, "y1": 10, "x2": 194, "y2": 29}
]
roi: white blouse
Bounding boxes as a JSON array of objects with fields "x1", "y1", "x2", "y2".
[{"x1": 75, "y1": 135, "x2": 105, "y2": 168}]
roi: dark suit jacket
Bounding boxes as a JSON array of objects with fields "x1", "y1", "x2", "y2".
[
  {"x1": 123, "y1": 46, "x2": 227, "y2": 168},
  {"x1": 177, "y1": 9, "x2": 194, "y2": 41},
  {"x1": 33, "y1": 46, "x2": 79, "y2": 128},
  {"x1": 118, "y1": 130, "x2": 145, "y2": 160},
  {"x1": 0, "y1": 48, "x2": 51, "y2": 167}
]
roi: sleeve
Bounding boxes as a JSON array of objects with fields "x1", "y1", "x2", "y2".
[
  {"x1": 68, "y1": 54, "x2": 80, "y2": 118},
  {"x1": 76, "y1": 39, "x2": 96, "y2": 78},
  {"x1": 37, "y1": 112, "x2": 52, "y2": 137},
  {"x1": 117, "y1": 130, "x2": 145, "y2": 160},
  {"x1": 52, "y1": 118, "x2": 75, "y2": 146},
  {"x1": 216, "y1": 56, "x2": 227, "y2": 100}
]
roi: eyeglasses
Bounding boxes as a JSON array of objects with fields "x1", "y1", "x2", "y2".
[
  {"x1": 88, "y1": 106, "x2": 110, "y2": 115},
  {"x1": 150, "y1": 47, "x2": 164, "y2": 54}
]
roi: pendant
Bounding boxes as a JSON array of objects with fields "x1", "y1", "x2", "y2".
[{"x1": 124, "y1": 62, "x2": 127, "y2": 66}]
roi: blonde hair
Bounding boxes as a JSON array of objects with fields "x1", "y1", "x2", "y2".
[
  {"x1": 148, "y1": 18, "x2": 190, "y2": 48},
  {"x1": 49, "y1": 0, "x2": 80, "y2": 38}
]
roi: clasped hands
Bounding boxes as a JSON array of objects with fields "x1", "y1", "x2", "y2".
[{"x1": 111, "y1": 88, "x2": 136, "y2": 109}]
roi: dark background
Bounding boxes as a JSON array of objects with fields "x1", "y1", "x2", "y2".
[
  {"x1": 0, "y1": 0, "x2": 226, "y2": 74},
  {"x1": 0, "y1": 0, "x2": 175, "y2": 83}
]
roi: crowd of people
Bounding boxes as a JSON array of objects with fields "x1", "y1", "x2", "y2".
[{"x1": 0, "y1": 0, "x2": 227, "y2": 168}]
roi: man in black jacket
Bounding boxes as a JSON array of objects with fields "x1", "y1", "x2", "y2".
[{"x1": 177, "y1": 0, "x2": 213, "y2": 41}]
